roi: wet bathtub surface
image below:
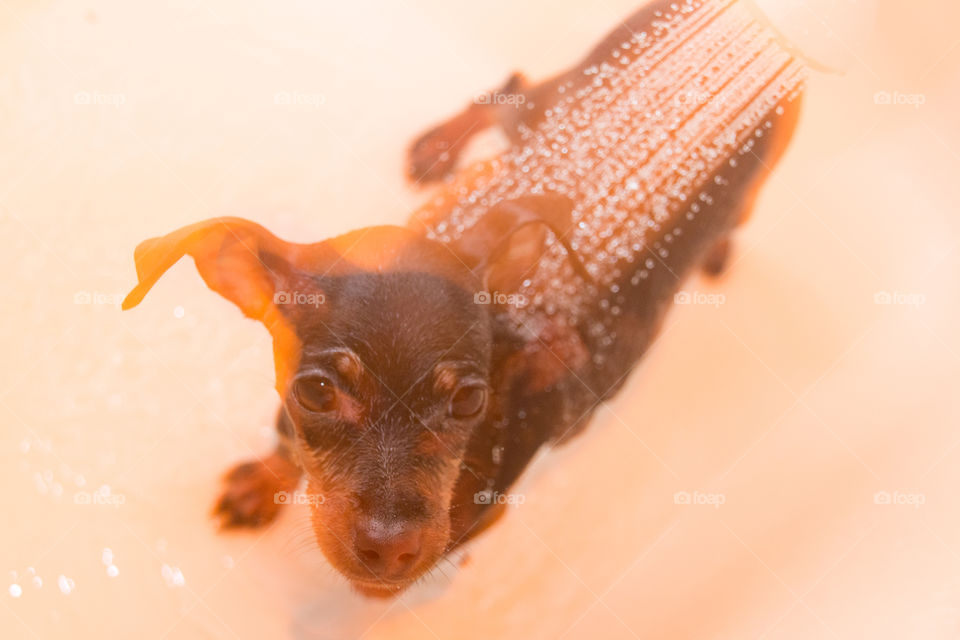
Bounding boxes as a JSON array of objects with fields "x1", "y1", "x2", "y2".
[{"x1": 2, "y1": 0, "x2": 960, "y2": 638}]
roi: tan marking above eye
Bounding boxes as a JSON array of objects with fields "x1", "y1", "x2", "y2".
[
  {"x1": 332, "y1": 350, "x2": 364, "y2": 387},
  {"x1": 432, "y1": 364, "x2": 460, "y2": 395}
]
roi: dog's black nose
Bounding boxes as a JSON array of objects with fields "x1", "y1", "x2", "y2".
[{"x1": 354, "y1": 518, "x2": 423, "y2": 578}]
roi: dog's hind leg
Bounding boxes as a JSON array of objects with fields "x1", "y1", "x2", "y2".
[{"x1": 406, "y1": 73, "x2": 529, "y2": 183}]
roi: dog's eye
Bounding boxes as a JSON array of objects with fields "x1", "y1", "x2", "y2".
[
  {"x1": 449, "y1": 385, "x2": 487, "y2": 419},
  {"x1": 293, "y1": 376, "x2": 339, "y2": 413}
]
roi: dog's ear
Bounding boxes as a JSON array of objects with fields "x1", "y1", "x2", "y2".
[
  {"x1": 450, "y1": 194, "x2": 592, "y2": 292},
  {"x1": 452, "y1": 195, "x2": 592, "y2": 392},
  {"x1": 121, "y1": 217, "x2": 302, "y2": 321},
  {"x1": 122, "y1": 217, "x2": 315, "y2": 391}
]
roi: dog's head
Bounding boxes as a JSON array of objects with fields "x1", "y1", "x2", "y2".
[{"x1": 122, "y1": 195, "x2": 582, "y2": 596}]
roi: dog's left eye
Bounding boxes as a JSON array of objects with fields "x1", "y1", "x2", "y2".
[
  {"x1": 449, "y1": 385, "x2": 487, "y2": 419},
  {"x1": 293, "y1": 376, "x2": 339, "y2": 413}
]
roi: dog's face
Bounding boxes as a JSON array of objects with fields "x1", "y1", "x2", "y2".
[
  {"x1": 121, "y1": 195, "x2": 580, "y2": 596},
  {"x1": 282, "y1": 269, "x2": 491, "y2": 595}
]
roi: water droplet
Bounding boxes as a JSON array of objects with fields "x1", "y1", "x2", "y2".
[
  {"x1": 413, "y1": 0, "x2": 805, "y2": 326},
  {"x1": 57, "y1": 575, "x2": 74, "y2": 595},
  {"x1": 161, "y1": 564, "x2": 185, "y2": 588}
]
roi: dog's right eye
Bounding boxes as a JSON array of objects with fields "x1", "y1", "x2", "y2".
[
  {"x1": 449, "y1": 384, "x2": 487, "y2": 419},
  {"x1": 293, "y1": 376, "x2": 339, "y2": 413}
]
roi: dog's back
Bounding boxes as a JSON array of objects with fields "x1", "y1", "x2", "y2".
[
  {"x1": 414, "y1": 0, "x2": 804, "y2": 398},
  {"x1": 415, "y1": 0, "x2": 807, "y2": 544}
]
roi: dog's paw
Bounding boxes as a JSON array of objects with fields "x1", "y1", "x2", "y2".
[
  {"x1": 212, "y1": 454, "x2": 300, "y2": 529},
  {"x1": 701, "y1": 237, "x2": 732, "y2": 277},
  {"x1": 407, "y1": 123, "x2": 462, "y2": 183}
]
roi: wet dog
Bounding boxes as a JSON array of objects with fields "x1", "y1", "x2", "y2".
[{"x1": 123, "y1": 0, "x2": 804, "y2": 597}]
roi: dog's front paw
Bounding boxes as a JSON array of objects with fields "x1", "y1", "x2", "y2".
[{"x1": 213, "y1": 453, "x2": 300, "y2": 529}]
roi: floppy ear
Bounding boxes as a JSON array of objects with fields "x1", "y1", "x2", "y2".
[
  {"x1": 450, "y1": 194, "x2": 592, "y2": 292},
  {"x1": 122, "y1": 217, "x2": 300, "y2": 321},
  {"x1": 122, "y1": 217, "x2": 313, "y2": 392}
]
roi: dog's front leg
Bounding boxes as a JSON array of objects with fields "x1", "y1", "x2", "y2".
[{"x1": 213, "y1": 409, "x2": 303, "y2": 529}]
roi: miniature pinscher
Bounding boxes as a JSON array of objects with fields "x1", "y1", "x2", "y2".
[{"x1": 123, "y1": 0, "x2": 804, "y2": 597}]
